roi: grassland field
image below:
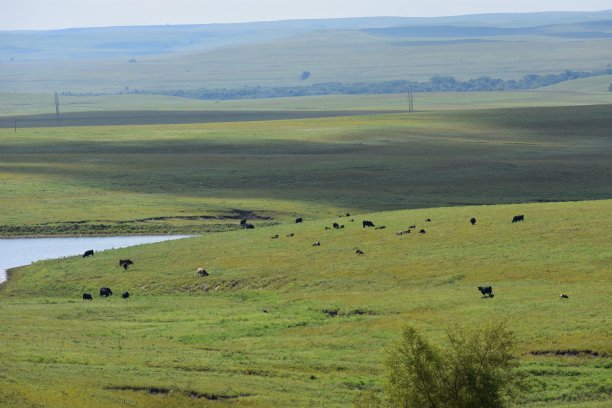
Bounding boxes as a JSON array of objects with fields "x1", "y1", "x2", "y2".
[
  {"x1": 0, "y1": 95, "x2": 610, "y2": 407},
  {"x1": 1, "y1": 200, "x2": 610, "y2": 407},
  {"x1": 0, "y1": 103, "x2": 611, "y2": 235},
  {"x1": 1, "y1": 75, "x2": 612, "y2": 117}
]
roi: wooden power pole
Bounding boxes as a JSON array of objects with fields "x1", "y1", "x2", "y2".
[
  {"x1": 407, "y1": 90, "x2": 414, "y2": 113},
  {"x1": 54, "y1": 92, "x2": 60, "y2": 126}
]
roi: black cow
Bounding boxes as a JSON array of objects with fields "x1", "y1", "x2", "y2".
[
  {"x1": 82, "y1": 249, "x2": 94, "y2": 258},
  {"x1": 512, "y1": 215, "x2": 525, "y2": 223},
  {"x1": 271, "y1": 234, "x2": 279, "y2": 239},
  {"x1": 119, "y1": 259, "x2": 133, "y2": 270},
  {"x1": 477, "y1": 286, "x2": 494, "y2": 298},
  {"x1": 419, "y1": 229, "x2": 426, "y2": 234},
  {"x1": 408, "y1": 225, "x2": 416, "y2": 229},
  {"x1": 99, "y1": 287, "x2": 113, "y2": 297},
  {"x1": 560, "y1": 294, "x2": 569, "y2": 299},
  {"x1": 470, "y1": 217, "x2": 476, "y2": 226},
  {"x1": 356, "y1": 249, "x2": 365, "y2": 255},
  {"x1": 312, "y1": 241, "x2": 321, "y2": 246},
  {"x1": 333, "y1": 223, "x2": 340, "y2": 229},
  {"x1": 244, "y1": 223, "x2": 255, "y2": 229},
  {"x1": 240, "y1": 219, "x2": 247, "y2": 225},
  {"x1": 346, "y1": 213, "x2": 351, "y2": 217},
  {"x1": 362, "y1": 220, "x2": 375, "y2": 228},
  {"x1": 197, "y1": 268, "x2": 209, "y2": 276},
  {"x1": 82, "y1": 293, "x2": 93, "y2": 300},
  {"x1": 425, "y1": 218, "x2": 431, "y2": 222},
  {"x1": 122, "y1": 291, "x2": 130, "y2": 299},
  {"x1": 295, "y1": 217, "x2": 303, "y2": 223}
]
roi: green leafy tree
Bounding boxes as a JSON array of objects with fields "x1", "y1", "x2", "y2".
[{"x1": 382, "y1": 322, "x2": 522, "y2": 408}]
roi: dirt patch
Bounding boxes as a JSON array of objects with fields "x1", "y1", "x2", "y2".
[
  {"x1": 106, "y1": 386, "x2": 253, "y2": 400},
  {"x1": 530, "y1": 349, "x2": 608, "y2": 358}
]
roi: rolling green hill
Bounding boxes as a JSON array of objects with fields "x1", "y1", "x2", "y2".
[
  {"x1": 1, "y1": 199, "x2": 610, "y2": 407},
  {"x1": 0, "y1": 105, "x2": 610, "y2": 236},
  {"x1": 2, "y1": 11, "x2": 612, "y2": 94}
]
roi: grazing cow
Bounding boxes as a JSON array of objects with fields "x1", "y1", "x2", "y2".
[
  {"x1": 356, "y1": 249, "x2": 365, "y2": 255},
  {"x1": 312, "y1": 241, "x2": 321, "y2": 246},
  {"x1": 119, "y1": 259, "x2": 133, "y2": 270},
  {"x1": 286, "y1": 233, "x2": 294, "y2": 237},
  {"x1": 197, "y1": 268, "x2": 209, "y2": 276},
  {"x1": 122, "y1": 291, "x2": 130, "y2": 299},
  {"x1": 82, "y1": 249, "x2": 94, "y2": 258},
  {"x1": 419, "y1": 229, "x2": 426, "y2": 234},
  {"x1": 99, "y1": 287, "x2": 113, "y2": 297},
  {"x1": 425, "y1": 218, "x2": 431, "y2": 222},
  {"x1": 271, "y1": 234, "x2": 279, "y2": 239},
  {"x1": 333, "y1": 223, "x2": 340, "y2": 229},
  {"x1": 560, "y1": 294, "x2": 569, "y2": 299},
  {"x1": 240, "y1": 219, "x2": 247, "y2": 225},
  {"x1": 470, "y1": 217, "x2": 477, "y2": 226},
  {"x1": 362, "y1": 220, "x2": 375, "y2": 228},
  {"x1": 403, "y1": 229, "x2": 411, "y2": 234},
  {"x1": 396, "y1": 231, "x2": 403, "y2": 235},
  {"x1": 512, "y1": 215, "x2": 525, "y2": 223},
  {"x1": 295, "y1": 217, "x2": 303, "y2": 223},
  {"x1": 244, "y1": 223, "x2": 255, "y2": 229},
  {"x1": 346, "y1": 213, "x2": 351, "y2": 217},
  {"x1": 82, "y1": 293, "x2": 93, "y2": 300},
  {"x1": 477, "y1": 286, "x2": 494, "y2": 298}
]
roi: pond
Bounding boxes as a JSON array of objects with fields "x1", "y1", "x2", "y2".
[{"x1": 0, "y1": 235, "x2": 192, "y2": 284}]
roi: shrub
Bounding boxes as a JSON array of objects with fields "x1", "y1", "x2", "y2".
[{"x1": 383, "y1": 322, "x2": 522, "y2": 408}]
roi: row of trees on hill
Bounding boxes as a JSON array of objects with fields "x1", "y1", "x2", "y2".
[{"x1": 126, "y1": 68, "x2": 612, "y2": 100}]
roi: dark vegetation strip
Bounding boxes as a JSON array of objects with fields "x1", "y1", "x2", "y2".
[
  {"x1": 0, "y1": 109, "x2": 404, "y2": 129},
  {"x1": 120, "y1": 68, "x2": 612, "y2": 101},
  {"x1": 105, "y1": 386, "x2": 253, "y2": 400}
]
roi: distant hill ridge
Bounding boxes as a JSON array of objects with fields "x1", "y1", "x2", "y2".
[{"x1": 2, "y1": 10, "x2": 612, "y2": 60}]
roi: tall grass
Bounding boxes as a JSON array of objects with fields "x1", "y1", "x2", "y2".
[{"x1": 0, "y1": 200, "x2": 610, "y2": 407}]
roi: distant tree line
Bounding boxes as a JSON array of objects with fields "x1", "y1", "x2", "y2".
[{"x1": 61, "y1": 68, "x2": 612, "y2": 100}]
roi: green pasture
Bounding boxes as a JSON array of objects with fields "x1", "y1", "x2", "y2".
[
  {"x1": 0, "y1": 105, "x2": 611, "y2": 235},
  {"x1": 3, "y1": 29, "x2": 612, "y2": 94},
  {"x1": 1, "y1": 200, "x2": 610, "y2": 407},
  {"x1": 2, "y1": 83, "x2": 612, "y2": 117}
]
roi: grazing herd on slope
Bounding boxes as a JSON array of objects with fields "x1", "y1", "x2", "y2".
[{"x1": 78, "y1": 212, "x2": 568, "y2": 301}]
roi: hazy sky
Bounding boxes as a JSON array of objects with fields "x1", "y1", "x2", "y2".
[{"x1": 2, "y1": 0, "x2": 612, "y2": 30}]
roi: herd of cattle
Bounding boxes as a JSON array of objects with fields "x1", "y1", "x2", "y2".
[
  {"x1": 79, "y1": 211, "x2": 570, "y2": 301},
  {"x1": 80, "y1": 250, "x2": 134, "y2": 300}
]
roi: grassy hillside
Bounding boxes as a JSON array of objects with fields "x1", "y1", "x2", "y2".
[
  {"x1": 2, "y1": 12, "x2": 612, "y2": 93},
  {"x1": 1, "y1": 200, "x2": 610, "y2": 407},
  {"x1": 2, "y1": 87, "x2": 612, "y2": 117},
  {"x1": 0, "y1": 105, "x2": 611, "y2": 235}
]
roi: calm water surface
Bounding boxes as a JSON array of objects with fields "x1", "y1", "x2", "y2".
[{"x1": 0, "y1": 235, "x2": 192, "y2": 284}]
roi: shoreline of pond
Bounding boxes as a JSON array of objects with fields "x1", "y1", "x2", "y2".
[{"x1": 0, "y1": 235, "x2": 195, "y2": 286}]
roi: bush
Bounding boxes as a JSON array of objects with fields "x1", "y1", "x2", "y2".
[{"x1": 383, "y1": 322, "x2": 522, "y2": 408}]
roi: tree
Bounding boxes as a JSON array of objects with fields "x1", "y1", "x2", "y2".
[
  {"x1": 300, "y1": 70, "x2": 311, "y2": 81},
  {"x1": 382, "y1": 322, "x2": 522, "y2": 408}
]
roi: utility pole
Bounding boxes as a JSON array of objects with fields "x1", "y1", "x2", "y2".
[
  {"x1": 54, "y1": 92, "x2": 60, "y2": 126},
  {"x1": 407, "y1": 90, "x2": 414, "y2": 113}
]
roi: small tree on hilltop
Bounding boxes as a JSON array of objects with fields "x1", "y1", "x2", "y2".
[
  {"x1": 300, "y1": 70, "x2": 311, "y2": 81},
  {"x1": 382, "y1": 322, "x2": 523, "y2": 408}
]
